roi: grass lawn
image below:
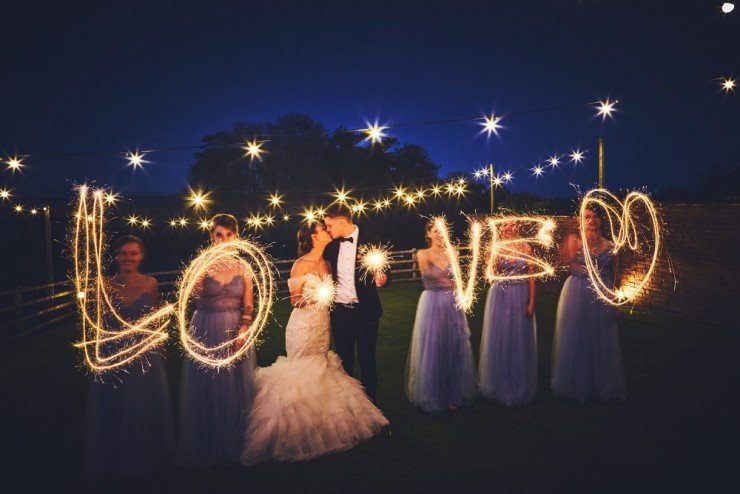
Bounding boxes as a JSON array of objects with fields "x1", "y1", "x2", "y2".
[{"x1": 1, "y1": 282, "x2": 737, "y2": 492}]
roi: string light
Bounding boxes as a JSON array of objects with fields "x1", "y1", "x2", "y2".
[
  {"x1": 570, "y1": 149, "x2": 585, "y2": 164},
  {"x1": 139, "y1": 218, "x2": 151, "y2": 229},
  {"x1": 0, "y1": 188, "x2": 11, "y2": 200},
  {"x1": 434, "y1": 216, "x2": 482, "y2": 311},
  {"x1": 178, "y1": 217, "x2": 189, "y2": 227},
  {"x1": 548, "y1": 155, "x2": 561, "y2": 168},
  {"x1": 532, "y1": 165, "x2": 544, "y2": 177},
  {"x1": 268, "y1": 193, "x2": 283, "y2": 208},
  {"x1": 127, "y1": 151, "x2": 147, "y2": 169},
  {"x1": 579, "y1": 188, "x2": 662, "y2": 306},
  {"x1": 596, "y1": 99, "x2": 617, "y2": 120},
  {"x1": 198, "y1": 218, "x2": 212, "y2": 231},
  {"x1": 481, "y1": 114, "x2": 502, "y2": 136},
  {"x1": 302, "y1": 208, "x2": 318, "y2": 223},
  {"x1": 332, "y1": 187, "x2": 351, "y2": 204},
  {"x1": 721, "y1": 77, "x2": 736, "y2": 92},
  {"x1": 176, "y1": 239, "x2": 275, "y2": 368},
  {"x1": 244, "y1": 139, "x2": 266, "y2": 161},
  {"x1": 73, "y1": 186, "x2": 173, "y2": 373},
  {"x1": 300, "y1": 274, "x2": 336, "y2": 310},
  {"x1": 169, "y1": 219, "x2": 178, "y2": 227},
  {"x1": 186, "y1": 187, "x2": 212, "y2": 212},
  {"x1": 5, "y1": 156, "x2": 23, "y2": 172},
  {"x1": 126, "y1": 214, "x2": 139, "y2": 226},
  {"x1": 484, "y1": 217, "x2": 556, "y2": 282},
  {"x1": 282, "y1": 214, "x2": 291, "y2": 222},
  {"x1": 30, "y1": 208, "x2": 38, "y2": 215},
  {"x1": 104, "y1": 192, "x2": 119, "y2": 205},
  {"x1": 363, "y1": 123, "x2": 387, "y2": 144},
  {"x1": 393, "y1": 186, "x2": 407, "y2": 199},
  {"x1": 721, "y1": 2, "x2": 734, "y2": 14},
  {"x1": 430, "y1": 185, "x2": 442, "y2": 197},
  {"x1": 14, "y1": 204, "x2": 23, "y2": 213},
  {"x1": 502, "y1": 171, "x2": 513, "y2": 182}
]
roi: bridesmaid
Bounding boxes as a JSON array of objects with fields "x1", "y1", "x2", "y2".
[
  {"x1": 178, "y1": 214, "x2": 256, "y2": 467},
  {"x1": 478, "y1": 221, "x2": 538, "y2": 406},
  {"x1": 551, "y1": 207, "x2": 627, "y2": 402},
  {"x1": 405, "y1": 219, "x2": 476, "y2": 413},
  {"x1": 84, "y1": 235, "x2": 175, "y2": 482}
]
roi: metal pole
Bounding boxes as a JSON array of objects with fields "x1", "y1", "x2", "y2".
[
  {"x1": 43, "y1": 206, "x2": 54, "y2": 295},
  {"x1": 598, "y1": 137, "x2": 605, "y2": 189},
  {"x1": 489, "y1": 162, "x2": 495, "y2": 214}
]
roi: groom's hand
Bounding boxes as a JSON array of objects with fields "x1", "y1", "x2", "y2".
[{"x1": 374, "y1": 272, "x2": 388, "y2": 287}]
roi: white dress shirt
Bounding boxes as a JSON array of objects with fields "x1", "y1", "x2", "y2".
[{"x1": 335, "y1": 225, "x2": 359, "y2": 304}]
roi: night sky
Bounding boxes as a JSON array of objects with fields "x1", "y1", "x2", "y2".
[{"x1": 1, "y1": 0, "x2": 738, "y2": 198}]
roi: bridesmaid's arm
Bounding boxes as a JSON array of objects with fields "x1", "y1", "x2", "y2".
[
  {"x1": 148, "y1": 276, "x2": 159, "y2": 306},
  {"x1": 237, "y1": 272, "x2": 254, "y2": 347}
]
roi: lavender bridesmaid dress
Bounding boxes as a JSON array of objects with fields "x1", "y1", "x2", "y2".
[
  {"x1": 478, "y1": 258, "x2": 538, "y2": 406},
  {"x1": 84, "y1": 292, "x2": 175, "y2": 481},
  {"x1": 551, "y1": 248, "x2": 626, "y2": 402},
  {"x1": 178, "y1": 275, "x2": 256, "y2": 467},
  {"x1": 405, "y1": 263, "x2": 476, "y2": 413}
]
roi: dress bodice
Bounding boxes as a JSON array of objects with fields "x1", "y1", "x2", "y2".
[
  {"x1": 422, "y1": 263, "x2": 454, "y2": 291},
  {"x1": 494, "y1": 257, "x2": 529, "y2": 282},
  {"x1": 112, "y1": 291, "x2": 153, "y2": 322},
  {"x1": 571, "y1": 248, "x2": 613, "y2": 283},
  {"x1": 196, "y1": 275, "x2": 245, "y2": 311},
  {"x1": 285, "y1": 273, "x2": 331, "y2": 359}
]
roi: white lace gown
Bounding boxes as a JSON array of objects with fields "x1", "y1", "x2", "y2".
[{"x1": 241, "y1": 273, "x2": 389, "y2": 465}]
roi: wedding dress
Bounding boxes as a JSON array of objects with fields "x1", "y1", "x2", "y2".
[{"x1": 241, "y1": 273, "x2": 388, "y2": 465}]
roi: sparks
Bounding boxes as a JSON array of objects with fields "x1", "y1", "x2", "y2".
[
  {"x1": 244, "y1": 139, "x2": 266, "y2": 161},
  {"x1": 485, "y1": 217, "x2": 556, "y2": 283},
  {"x1": 596, "y1": 99, "x2": 617, "y2": 120},
  {"x1": 300, "y1": 274, "x2": 336, "y2": 310},
  {"x1": 359, "y1": 244, "x2": 391, "y2": 282},
  {"x1": 579, "y1": 189, "x2": 662, "y2": 306},
  {"x1": 73, "y1": 186, "x2": 173, "y2": 373},
  {"x1": 176, "y1": 239, "x2": 275, "y2": 368},
  {"x1": 434, "y1": 216, "x2": 482, "y2": 311}
]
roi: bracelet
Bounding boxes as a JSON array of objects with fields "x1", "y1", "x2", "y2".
[{"x1": 241, "y1": 314, "x2": 253, "y2": 320}]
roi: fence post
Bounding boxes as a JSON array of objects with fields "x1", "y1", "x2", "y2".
[{"x1": 411, "y1": 249, "x2": 418, "y2": 279}]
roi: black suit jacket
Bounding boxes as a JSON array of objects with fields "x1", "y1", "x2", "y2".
[{"x1": 323, "y1": 228, "x2": 391, "y2": 320}]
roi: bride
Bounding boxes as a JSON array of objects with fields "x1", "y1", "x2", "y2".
[{"x1": 241, "y1": 221, "x2": 388, "y2": 465}]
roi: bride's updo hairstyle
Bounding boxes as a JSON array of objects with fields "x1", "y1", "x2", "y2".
[
  {"x1": 297, "y1": 221, "x2": 321, "y2": 257},
  {"x1": 210, "y1": 213, "x2": 239, "y2": 234}
]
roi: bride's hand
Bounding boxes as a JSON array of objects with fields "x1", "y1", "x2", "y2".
[{"x1": 235, "y1": 324, "x2": 249, "y2": 351}]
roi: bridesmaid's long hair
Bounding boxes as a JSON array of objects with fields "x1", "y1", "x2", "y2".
[{"x1": 297, "y1": 222, "x2": 321, "y2": 257}]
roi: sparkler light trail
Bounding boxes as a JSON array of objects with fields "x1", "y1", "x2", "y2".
[
  {"x1": 579, "y1": 188, "x2": 662, "y2": 306},
  {"x1": 73, "y1": 186, "x2": 174, "y2": 373},
  {"x1": 434, "y1": 216, "x2": 482, "y2": 311},
  {"x1": 176, "y1": 238, "x2": 275, "y2": 368},
  {"x1": 484, "y1": 217, "x2": 556, "y2": 282}
]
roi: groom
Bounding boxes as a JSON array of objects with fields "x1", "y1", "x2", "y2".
[{"x1": 323, "y1": 204, "x2": 390, "y2": 403}]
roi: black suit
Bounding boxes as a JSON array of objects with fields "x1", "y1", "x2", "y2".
[{"x1": 324, "y1": 229, "x2": 390, "y2": 401}]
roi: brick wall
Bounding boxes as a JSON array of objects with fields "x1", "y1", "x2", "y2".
[{"x1": 539, "y1": 204, "x2": 740, "y2": 324}]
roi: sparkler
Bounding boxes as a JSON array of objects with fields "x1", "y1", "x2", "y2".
[
  {"x1": 434, "y1": 216, "x2": 482, "y2": 311},
  {"x1": 484, "y1": 217, "x2": 556, "y2": 282},
  {"x1": 73, "y1": 186, "x2": 174, "y2": 373},
  {"x1": 359, "y1": 244, "x2": 391, "y2": 282},
  {"x1": 176, "y1": 238, "x2": 275, "y2": 368},
  {"x1": 579, "y1": 188, "x2": 661, "y2": 306},
  {"x1": 299, "y1": 274, "x2": 336, "y2": 310}
]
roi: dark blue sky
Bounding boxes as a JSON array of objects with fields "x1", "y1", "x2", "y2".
[{"x1": 2, "y1": 0, "x2": 738, "y2": 198}]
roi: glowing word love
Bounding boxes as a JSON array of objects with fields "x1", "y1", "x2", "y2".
[
  {"x1": 434, "y1": 216, "x2": 483, "y2": 311},
  {"x1": 73, "y1": 186, "x2": 174, "y2": 373},
  {"x1": 579, "y1": 189, "x2": 661, "y2": 306}
]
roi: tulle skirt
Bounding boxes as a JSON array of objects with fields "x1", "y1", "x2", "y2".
[
  {"x1": 405, "y1": 289, "x2": 476, "y2": 413},
  {"x1": 551, "y1": 275, "x2": 626, "y2": 402},
  {"x1": 84, "y1": 351, "x2": 175, "y2": 481},
  {"x1": 241, "y1": 351, "x2": 388, "y2": 465},
  {"x1": 178, "y1": 309, "x2": 256, "y2": 467},
  {"x1": 478, "y1": 282, "x2": 538, "y2": 406}
]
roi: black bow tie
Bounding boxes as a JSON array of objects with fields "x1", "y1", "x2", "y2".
[{"x1": 338, "y1": 237, "x2": 354, "y2": 243}]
